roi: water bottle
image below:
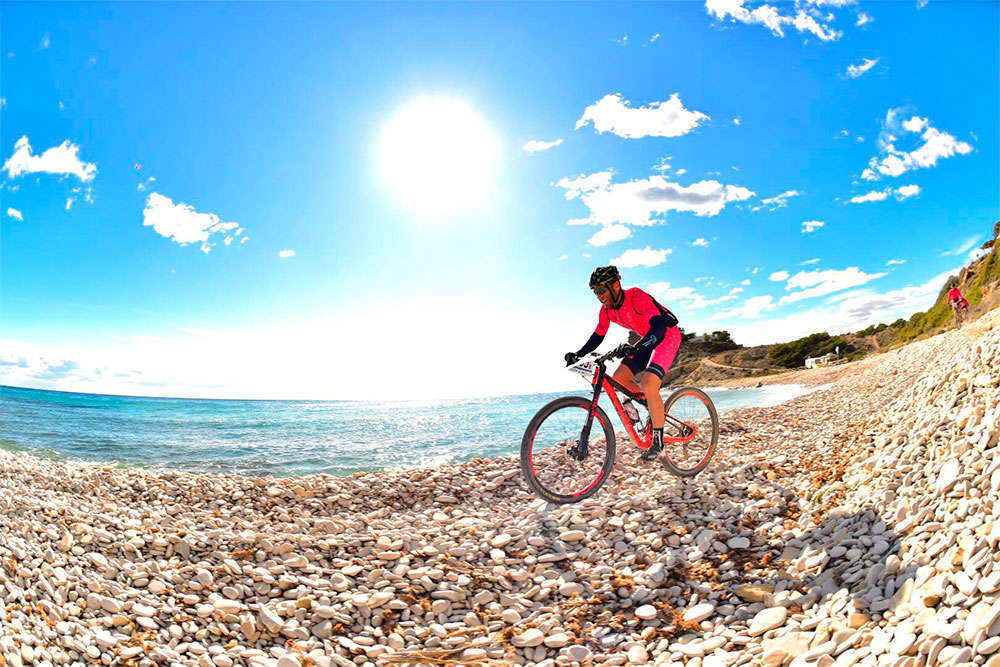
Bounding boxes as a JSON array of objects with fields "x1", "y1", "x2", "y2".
[{"x1": 623, "y1": 399, "x2": 642, "y2": 427}]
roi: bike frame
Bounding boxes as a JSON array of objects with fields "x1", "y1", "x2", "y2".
[{"x1": 583, "y1": 358, "x2": 696, "y2": 452}]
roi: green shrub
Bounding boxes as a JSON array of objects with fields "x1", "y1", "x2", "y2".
[{"x1": 768, "y1": 332, "x2": 855, "y2": 368}]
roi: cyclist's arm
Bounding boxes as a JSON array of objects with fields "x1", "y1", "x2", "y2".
[
  {"x1": 575, "y1": 332, "x2": 605, "y2": 357},
  {"x1": 576, "y1": 307, "x2": 611, "y2": 356},
  {"x1": 631, "y1": 290, "x2": 676, "y2": 353},
  {"x1": 635, "y1": 314, "x2": 669, "y2": 353}
]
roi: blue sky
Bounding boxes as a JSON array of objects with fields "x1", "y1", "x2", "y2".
[{"x1": 1, "y1": 1, "x2": 997, "y2": 399}]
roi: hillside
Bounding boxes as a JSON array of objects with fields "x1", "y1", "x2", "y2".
[{"x1": 665, "y1": 220, "x2": 1000, "y2": 387}]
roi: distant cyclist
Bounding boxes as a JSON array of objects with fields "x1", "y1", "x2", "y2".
[
  {"x1": 947, "y1": 285, "x2": 969, "y2": 312},
  {"x1": 564, "y1": 266, "x2": 681, "y2": 461}
]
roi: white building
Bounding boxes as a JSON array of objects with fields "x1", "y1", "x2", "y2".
[{"x1": 805, "y1": 352, "x2": 838, "y2": 369}]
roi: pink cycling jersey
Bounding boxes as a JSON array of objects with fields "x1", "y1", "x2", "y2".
[{"x1": 595, "y1": 287, "x2": 681, "y2": 372}]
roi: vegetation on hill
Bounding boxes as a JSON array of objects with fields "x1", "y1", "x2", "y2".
[
  {"x1": 768, "y1": 332, "x2": 854, "y2": 369},
  {"x1": 890, "y1": 226, "x2": 999, "y2": 343}
]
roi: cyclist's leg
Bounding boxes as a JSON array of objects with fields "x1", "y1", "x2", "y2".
[
  {"x1": 638, "y1": 371, "x2": 664, "y2": 428},
  {"x1": 645, "y1": 327, "x2": 682, "y2": 428},
  {"x1": 611, "y1": 360, "x2": 641, "y2": 394}
]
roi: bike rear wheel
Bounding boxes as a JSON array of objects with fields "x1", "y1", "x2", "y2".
[
  {"x1": 520, "y1": 396, "x2": 616, "y2": 504},
  {"x1": 661, "y1": 387, "x2": 718, "y2": 477}
]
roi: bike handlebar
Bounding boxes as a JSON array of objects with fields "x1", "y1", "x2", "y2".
[{"x1": 596, "y1": 344, "x2": 633, "y2": 364}]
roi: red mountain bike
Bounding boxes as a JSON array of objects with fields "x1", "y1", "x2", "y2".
[{"x1": 521, "y1": 345, "x2": 719, "y2": 504}]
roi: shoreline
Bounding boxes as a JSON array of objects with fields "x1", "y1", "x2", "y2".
[{"x1": 0, "y1": 310, "x2": 996, "y2": 666}]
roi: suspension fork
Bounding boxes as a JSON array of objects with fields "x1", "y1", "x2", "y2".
[{"x1": 573, "y1": 364, "x2": 606, "y2": 460}]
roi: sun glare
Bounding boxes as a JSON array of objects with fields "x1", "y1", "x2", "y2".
[{"x1": 379, "y1": 97, "x2": 497, "y2": 214}]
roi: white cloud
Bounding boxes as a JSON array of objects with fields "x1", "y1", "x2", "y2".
[
  {"x1": 556, "y1": 170, "x2": 613, "y2": 200},
  {"x1": 856, "y1": 12, "x2": 873, "y2": 26},
  {"x1": 611, "y1": 246, "x2": 672, "y2": 268},
  {"x1": 40, "y1": 33, "x2": 50, "y2": 49},
  {"x1": 6, "y1": 207, "x2": 23, "y2": 221},
  {"x1": 886, "y1": 258, "x2": 905, "y2": 266},
  {"x1": 849, "y1": 189, "x2": 889, "y2": 204},
  {"x1": 65, "y1": 198, "x2": 73, "y2": 211},
  {"x1": 802, "y1": 220, "x2": 825, "y2": 233},
  {"x1": 2, "y1": 136, "x2": 97, "y2": 182},
  {"x1": 778, "y1": 266, "x2": 886, "y2": 305},
  {"x1": 806, "y1": 0, "x2": 855, "y2": 6},
  {"x1": 675, "y1": 168, "x2": 687, "y2": 176},
  {"x1": 617, "y1": 35, "x2": 629, "y2": 45},
  {"x1": 692, "y1": 237, "x2": 710, "y2": 247},
  {"x1": 575, "y1": 93, "x2": 709, "y2": 139},
  {"x1": 142, "y1": 193, "x2": 244, "y2": 253},
  {"x1": 732, "y1": 117, "x2": 741, "y2": 126},
  {"x1": 770, "y1": 270, "x2": 790, "y2": 282},
  {"x1": 558, "y1": 254, "x2": 568, "y2": 261},
  {"x1": 862, "y1": 110, "x2": 973, "y2": 180},
  {"x1": 705, "y1": 0, "x2": 842, "y2": 41},
  {"x1": 278, "y1": 250, "x2": 295, "y2": 259},
  {"x1": 712, "y1": 295, "x2": 776, "y2": 320},
  {"x1": 942, "y1": 236, "x2": 981, "y2": 257},
  {"x1": 917, "y1": 0, "x2": 929, "y2": 8},
  {"x1": 523, "y1": 138, "x2": 564, "y2": 153},
  {"x1": 849, "y1": 184, "x2": 921, "y2": 204},
  {"x1": 556, "y1": 172, "x2": 755, "y2": 225},
  {"x1": 588, "y1": 224, "x2": 632, "y2": 247},
  {"x1": 647, "y1": 282, "x2": 738, "y2": 309},
  {"x1": 753, "y1": 189, "x2": 801, "y2": 211},
  {"x1": 650, "y1": 33, "x2": 661, "y2": 42},
  {"x1": 800, "y1": 258, "x2": 821, "y2": 265},
  {"x1": 846, "y1": 57, "x2": 878, "y2": 78},
  {"x1": 741, "y1": 279, "x2": 751, "y2": 285}
]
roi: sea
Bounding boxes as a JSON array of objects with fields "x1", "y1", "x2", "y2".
[{"x1": 0, "y1": 383, "x2": 825, "y2": 478}]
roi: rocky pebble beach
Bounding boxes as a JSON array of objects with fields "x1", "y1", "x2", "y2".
[{"x1": 0, "y1": 309, "x2": 998, "y2": 666}]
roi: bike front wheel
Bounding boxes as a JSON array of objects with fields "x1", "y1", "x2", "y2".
[
  {"x1": 520, "y1": 396, "x2": 616, "y2": 504},
  {"x1": 661, "y1": 387, "x2": 719, "y2": 477}
]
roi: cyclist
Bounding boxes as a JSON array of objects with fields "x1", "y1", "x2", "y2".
[
  {"x1": 947, "y1": 285, "x2": 969, "y2": 313},
  {"x1": 564, "y1": 266, "x2": 681, "y2": 461}
]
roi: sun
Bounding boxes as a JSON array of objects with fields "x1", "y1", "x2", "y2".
[{"x1": 379, "y1": 97, "x2": 498, "y2": 214}]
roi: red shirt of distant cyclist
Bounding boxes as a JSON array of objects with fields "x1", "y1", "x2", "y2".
[{"x1": 948, "y1": 287, "x2": 968, "y2": 309}]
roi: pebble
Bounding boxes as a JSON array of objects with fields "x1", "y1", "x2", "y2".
[
  {"x1": 748, "y1": 607, "x2": 788, "y2": 636},
  {"x1": 683, "y1": 602, "x2": 716, "y2": 623}
]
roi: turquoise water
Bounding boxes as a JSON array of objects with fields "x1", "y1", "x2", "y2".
[{"x1": 0, "y1": 383, "x2": 820, "y2": 477}]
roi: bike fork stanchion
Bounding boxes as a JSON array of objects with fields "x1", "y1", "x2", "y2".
[{"x1": 574, "y1": 364, "x2": 608, "y2": 460}]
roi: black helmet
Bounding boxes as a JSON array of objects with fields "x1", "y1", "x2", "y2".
[{"x1": 589, "y1": 265, "x2": 620, "y2": 288}]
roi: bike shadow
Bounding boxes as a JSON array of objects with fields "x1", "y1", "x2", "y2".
[{"x1": 520, "y1": 456, "x2": 919, "y2": 662}]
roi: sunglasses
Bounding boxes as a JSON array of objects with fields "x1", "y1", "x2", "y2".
[{"x1": 592, "y1": 284, "x2": 611, "y2": 296}]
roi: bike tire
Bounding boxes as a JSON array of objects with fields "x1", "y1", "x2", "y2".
[
  {"x1": 520, "y1": 396, "x2": 617, "y2": 504},
  {"x1": 660, "y1": 387, "x2": 718, "y2": 478}
]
